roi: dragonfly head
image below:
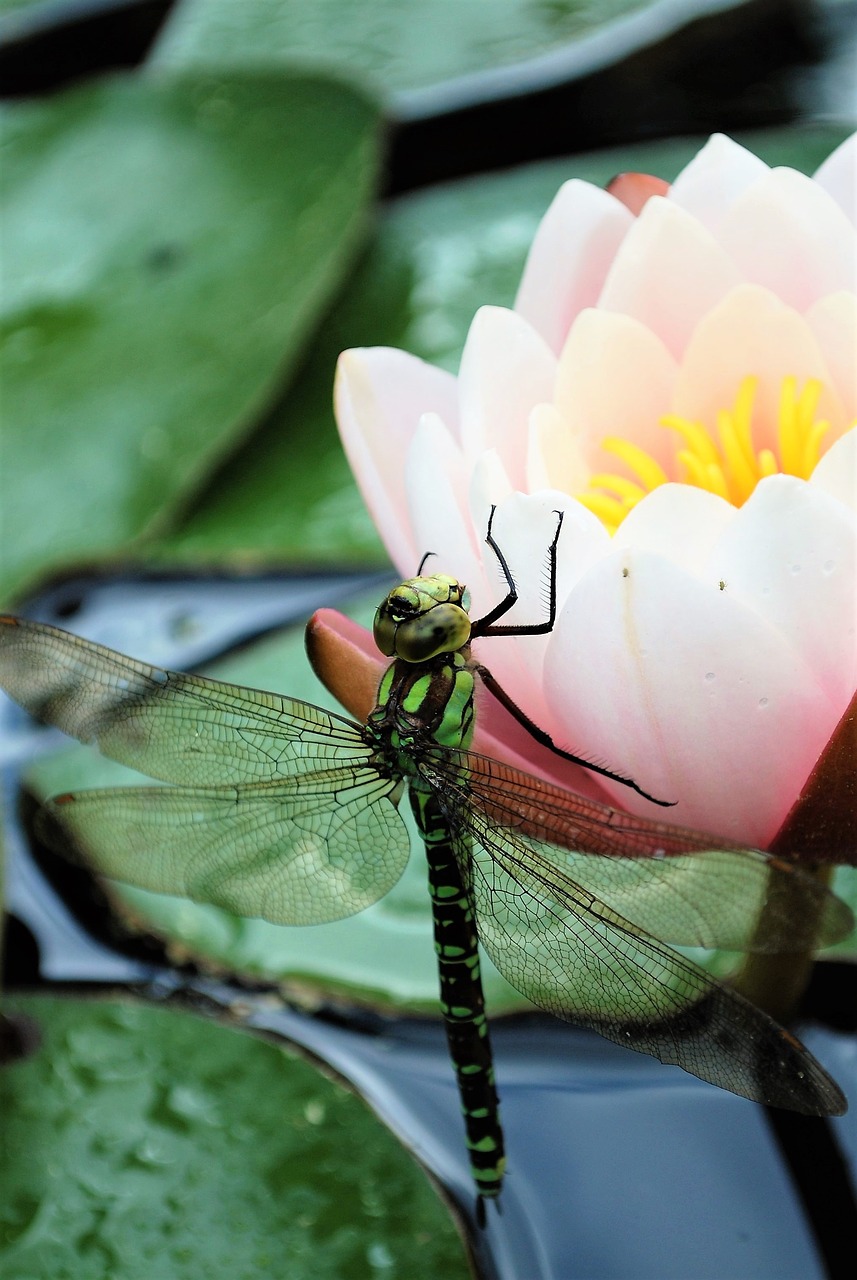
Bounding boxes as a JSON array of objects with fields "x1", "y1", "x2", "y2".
[{"x1": 373, "y1": 574, "x2": 472, "y2": 662}]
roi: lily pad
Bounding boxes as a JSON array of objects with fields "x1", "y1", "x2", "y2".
[
  {"x1": 0, "y1": 994, "x2": 469, "y2": 1279},
  {"x1": 154, "y1": 124, "x2": 855, "y2": 568},
  {"x1": 0, "y1": 70, "x2": 380, "y2": 605},
  {"x1": 151, "y1": 0, "x2": 647, "y2": 95}
]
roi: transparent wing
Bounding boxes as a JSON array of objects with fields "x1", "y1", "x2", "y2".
[
  {"x1": 41, "y1": 771, "x2": 410, "y2": 925},
  {"x1": 1, "y1": 615, "x2": 410, "y2": 923},
  {"x1": 415, "y1": 755, "x2": 847, "y2": 1115},
  {"x1": 459, "y1": 818, "x2": 844, "y2": 1114},
  {"x1": 0, "y1": 616, "x2": 372, "y2": 784},
  {"x1": 424, "y1": 750, "x2": 851, "y2": 952}
]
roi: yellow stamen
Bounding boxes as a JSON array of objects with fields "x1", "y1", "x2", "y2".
[
  {"x1": 600, "y1": 438, "x2": 670, "y2": 489},
  {"x1": 587, "y1": 472, "x2": 647, "y2": 503},
  {"x1": 577, "y1": 492, "x2": 628, "y2": 529},
  {"x1": 803, "y1": 419, "x2": 829, "y2": 474},
  {"x1": 576, "y1": 375, "x2": 847, "y2": 531},
  {"x1": 779, "y1": 377, "x2": 802, "y2": 475},
  {"x1": 758, "y1": 449, "x2": 779, "y2": 477},
  {"x1": 717, "y1": 409, "x2": 757, "y2": 504},
  {"x1": 660, "y1": 416, "x2": 721, "y2": 467}
]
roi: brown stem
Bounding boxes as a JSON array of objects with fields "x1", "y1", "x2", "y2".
[
  {"x1": 732, "y1": 865, "x2": 834, "y2": 1024},
  {"x1": 731, "y1": 691, "x2": 856, "y2": 1022}
]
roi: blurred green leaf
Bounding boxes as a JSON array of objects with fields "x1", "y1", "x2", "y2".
[
  {"x1": 0, "y1": 995, "x2": 469, "y2": 1279},
  {"x1": 151, "y1": 0, "x2": 646, "y2": 92},
  {"x1": 0, "y1": 71, "x2": 380, "y2": 605},
  {"x1": 0, "y1": 0, "x2": 49, "y2": 18},
  {"x1": 153, "y1": 123, "x2": 854, "y2": 568}
]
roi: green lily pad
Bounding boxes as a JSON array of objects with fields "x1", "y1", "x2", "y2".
[
  {"x1": 0, "y1": 70, "x2": 380, "y2": 605},
  {"x1": 0, "y1": 994, "x2": 469, "y2": 1279},
  {"x1": 153, "y1": 124, "x2": 855, "y2": 568},
  {"x1": 151, "y1": 0, "x2": 647, "y2": 94}
]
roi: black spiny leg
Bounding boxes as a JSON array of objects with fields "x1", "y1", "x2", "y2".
[
  {"x1": 470, "y1": 506, "x2": 674, "y2": 807},
  {"x1": 471, "y1": 506, "x2": 564, "y2": 637}
]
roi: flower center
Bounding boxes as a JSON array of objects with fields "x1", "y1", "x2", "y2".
[{"x1": 578, "y1": 376, "x2": 833, "y2": 533}]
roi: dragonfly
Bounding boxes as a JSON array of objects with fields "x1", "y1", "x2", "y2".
[{"x1": 0, "y1": 510, "x2": 849, "y2": 1217}]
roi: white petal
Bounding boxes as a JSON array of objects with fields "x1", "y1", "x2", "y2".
[
  {"x1": 804, "y1": 292, "x2": 857, "y2": 421},
  {"x1": 813, "y1": 133, "x2": 857, "y2": 223},
  {"x1": 718, "y1": 167, "x2": 857, "y2": 308},
  {"x1": 668, "y1": 133, "x2": 769, "y2": 233},
  {"x1": 555, "y1": 309, "x2": 678, "y2": 473},
  {"x1": 515, "y1": 179, "x2": 634, "y2": 354},
  {"x1": 335, "y1": 348, "x2": 458, "y2": 570},
  {"x1": 811, "y1": 427, "x2": 857, "y2": 512},
  {"x1": 597, "y1": 197, "x2": 742, "y2": 358},
  {"x1": 526, "y1": 402, "x2": 590, "y2": 493},
  {"x1": 457, "y1": 305, "x2": 557, "y2": 488},
  {"x1": 405, "y1": 413, "x2": 476, "y2": 580},
  {"x1": 472, "y1": 492, "x2": 610, "y2": 735},
  {"x1": 543, "y1": 549, "x2": 841, "y2": 846},
  {"x1": 613, "y1": 484, "x2": 736, "y2": 577},
  {"x1": 705, "y1": 474, "x2": 857, "y2": 709},
  {"x1": 467, "y1": 450, "x2": 515, "y2": 618}
]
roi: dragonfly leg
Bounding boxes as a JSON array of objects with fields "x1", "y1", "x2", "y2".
[
  {"x1": 474, "y1": 661, "x2": 675, "y2": 807},
  {"x1": 472, "y1": 506, "x2": 564, "y2": 637}
]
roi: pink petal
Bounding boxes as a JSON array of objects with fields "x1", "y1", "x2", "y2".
[
  {"x1": 543, "y1": 549, "x2": 838, "y2": 846},
  {"x1": 305, "y1": 608, "x2": 385, "y2": 725},
  {"x1": 335, "y1": 348, "x2": 458, "y2": 568},
  {"x1": 673, "y1": 284, "x2": 846, "y2": 455},
  {"x1": 597, "y1": 196, "x2": 742, "y2": 358},
  {"x1": 717, "y1": 167, "x2": 857, "y2": 309},
  {"x1": 813, "y1": 132, "x2": 857, "y2": 223},
  {"x1": 810, "y1": 428, "x2": 857, "y2": 512},
  {"x1": 405, "y1": 413, "x2": 483, "y2": 585},
  {"x1": 526, "y1": 403, "x2": 590, "y2": 494},
  {"x1": 805, "y1": 292, "x2": 857, "y2": 420},
  {"x1": 514, "y1": 180, "x2": 634, "y2": 354},
  {"x1": 668, "y1": 133, "x2": 769, "y2": 232},
  {"x1": 473, "y1": 681, "x2": 615, "y2": 803},
  {"x1": 457, "y1": 305, "x2": 557, "y2": 489},
  {"x1": 555, "y1": 308, "x2": 678, "y2": 473},
  {"x1": 472, "y1": 493, "x2": 604, "y2": 706},
  {"x1": 706, "y1": 474, "x2": 857, "y2": 709}
]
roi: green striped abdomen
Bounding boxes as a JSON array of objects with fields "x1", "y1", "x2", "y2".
[{"x1": 409, "y1": 783, "x2": 506, "y2": 1202}]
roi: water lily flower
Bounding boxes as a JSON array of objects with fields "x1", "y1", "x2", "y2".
[{"x1": 332, "y1": 133, "x2": 857, "y2": 854}]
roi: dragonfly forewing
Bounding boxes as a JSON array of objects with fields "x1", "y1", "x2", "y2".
[{"x1": 0, "y1": 616, "x2": 373, "y2": 785}]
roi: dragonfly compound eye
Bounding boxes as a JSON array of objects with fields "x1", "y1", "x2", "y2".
[
  {"x1": 393, "y1": 602, "x2": 471, "y2": 662},
  {"x1": 373, "y1": 608, "x2": 399, "y2": 657},
  {"x1": 374, "y1": 601, "x2": 471, "y2": 663}
]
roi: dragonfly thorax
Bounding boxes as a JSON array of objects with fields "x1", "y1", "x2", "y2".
[{"x1": 373, "y1": 572, "x2": 472, "y2": 663}]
